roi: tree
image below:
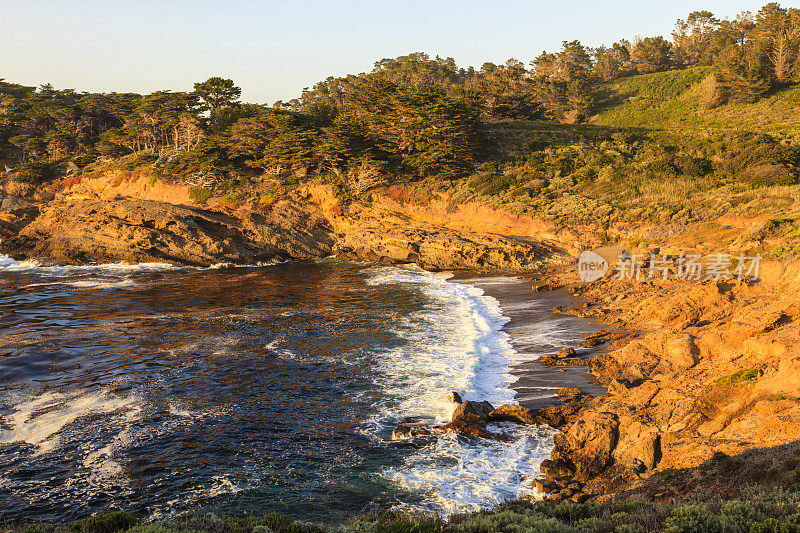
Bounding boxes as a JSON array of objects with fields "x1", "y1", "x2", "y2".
[
  {"x1": 631, "y1": 36, "x2": 674, "y2": 73},
  {"x1": 673, "y1": 11, "x2": 720, "y2": 66},
  {"x1": 750, "y1": 3, "x2": 800, "y2": 84},
  {"x1": 714, "y1": 42, "x2": 771, "y2": 102},
  {"x1": 469, "y1": 59, "x2": 541, "y2": 119},
  {"x1": 593, "y1": 42, "x2": 632, "y2": 80},
  {"x1": 193, "y1": 77, "x2": 241, "y2": 131}
]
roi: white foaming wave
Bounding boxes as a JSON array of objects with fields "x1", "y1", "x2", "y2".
[
  {"x1": 206, "y1": 260, "x2": 283, "y2": 269},
  {"x1": 363, "y1": 265, "x2": 550, "y2": 513},
  {"x1": 0, "y1": 253, "x2": 280, "y2": 278},
  {"x1": 384, "y1": 425, "x2": 556, "y2": 514},
  {"x1": 0, "y1": 389, "x2": 141, "y2": 455},
  {"x1": 0, "y1": 254, "x2": 179, "y2": 276}
]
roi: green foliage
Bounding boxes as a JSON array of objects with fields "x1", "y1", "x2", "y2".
[
  {"x1": 13, "y1": 161, "x2": 52, "y2": 184},
  {"x1": 68, "y1": 511, "x2": 139, "y2": 533},
  {"x1": 664, "y1": 504, "x2": 722, "y2": 533},
  {"x1": 717, "y1": 365, "x2": 766, "y2": 385},
  {"x1": 189, "y1": 187, "x2": 212, "y2": 204},
  {"x1": 631, "y1": 36, "x2": 675, "y2": 74}
]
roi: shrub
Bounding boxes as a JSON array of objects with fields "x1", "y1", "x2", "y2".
[
  {"x1": 190, "y1": 187, "x2": 213, "y2": 204},
  {"x1": 68, "y1": 511, "x2": 139, "y2": 533},
  {"x1": 13, "y1": 161, "x2": 52, "y2": 184},
  {"x1": 717, "y1": 365, "x2": 765, "y2": 386},
  {"x1": 664, "y1": 504, "x2": 722, "y2": 533}
]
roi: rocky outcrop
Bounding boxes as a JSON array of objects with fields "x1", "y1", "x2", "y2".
[
  {"x1": 452, "y1": 400, "x2": 495, "y2": 423},
  {"x1": 1, "y1": 196, "x2": 336, "y2": 266},
  {"x1": 0, "y1": 176, "x2": 553, "y2": 271},
  {"x1": 531, "y1": 263, "x2": 800, "y2": 502}
]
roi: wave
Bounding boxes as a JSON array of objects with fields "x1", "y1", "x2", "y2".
[
  {"x1": 0, "y1": 254, "x2": 179, "y2": 276},
  {"x1": 0, "y1": 389, "x2": 141, "y2": 456},
  {"x1": 363, "y1": 265, "x2": 550, "y2": 514}
]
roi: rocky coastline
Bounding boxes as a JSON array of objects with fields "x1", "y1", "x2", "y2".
[{"x1": 1, "y1": 172, "x2": 799, "y2": 509}]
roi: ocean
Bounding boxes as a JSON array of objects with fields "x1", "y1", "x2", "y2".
[{"x1": 0, "y1": 258, "x2": 599, "y2": 524}]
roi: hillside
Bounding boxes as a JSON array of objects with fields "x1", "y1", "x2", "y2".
[{"x1": 595, "y1": 67, "x2": 800, "y2": 139}]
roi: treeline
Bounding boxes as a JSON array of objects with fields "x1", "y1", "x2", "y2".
[{"x1": 1, "y1": 2, "x2": 799, "y2": 189}]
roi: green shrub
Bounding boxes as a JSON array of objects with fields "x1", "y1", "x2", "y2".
[
  {"x1": 717, "y1": 365, "x2": 765, "y2": 386},
  {"x1": 68, "y1": 511, "x2": 139, "y2": 533},
  {"x1": 13, "y1": 161, "x2": 52, "y2": 184},
  {"x1": 664, "y1": 504, "x2": 721, "y2": 533},
  {"x1": 190, "y1": 187, "x2": 213, "y2": 204}
]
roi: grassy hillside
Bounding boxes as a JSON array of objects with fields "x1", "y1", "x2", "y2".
[{"x1": 595, "y1": 67, "x2": 800, "y2": 139}]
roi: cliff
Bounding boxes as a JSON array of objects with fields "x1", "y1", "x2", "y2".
[{"x1": 0, "y1": 172, "x2": 562, "y2": 271}]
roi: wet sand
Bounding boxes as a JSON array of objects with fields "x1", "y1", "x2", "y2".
[{"x1": 455, "y1": 273, "x2": 606, "y2": 408}]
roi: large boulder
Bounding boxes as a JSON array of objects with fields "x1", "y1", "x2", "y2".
[
  {"x1": 557, "y1": 387, "x2": 583, "y2": 403},
  {"x1": 440, "y1": 413, "x2": 500, "y2": 440},
  {"x1": 560, "y1": 411, "x2": 620, "y2": 482},
  {"x1": 452, "y1": 400, "x2": 494, "y2": 423},
  {"x1": 487, "y1": 401, "x2": 587, "y2": 428},
  {"x1": 558, "y1": 347, "x2": 577, "y2": 358},
  {"x1": 613, "y1": 418, "x2": 660, "y2": 470},
  {"x1": 487, "y1": 404, "x2": 538, "y2": 424}
]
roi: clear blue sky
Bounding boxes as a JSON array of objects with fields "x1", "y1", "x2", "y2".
[{"x1": 0, "y1": 0, "x2": 784, "y2": 104}]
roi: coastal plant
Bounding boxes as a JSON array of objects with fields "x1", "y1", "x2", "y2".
[{"x1": 663, "y1": 504, "x2": 722, "y2": 533}]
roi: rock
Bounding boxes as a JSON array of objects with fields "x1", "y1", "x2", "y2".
[
  {"x1": 557, "y1": 347, "x2": 576, "y2": 358},
  {"x1": 532, "y1": 478, "x2": 557, "y2": 493},
  {"x1": 557, "y1": 487, "x2": 576, "y2": 499},
  {"x1": 452, "y1": 400, "x2": 494, "y2": 423},
  {"x1": 487, "y1": 404, "x2": 538, "y2": 424},
  {"x1": 579, "y1": 338, "x2": 605, "y2": 348},
  {"x1": 540, "y1": 459, "x2": 574, "y2": 478},
  {"x1": 570, "y1": 492, "x2": 591, "y2": 503},
  {"x1": 662, "y1": 334, "x2": 699, "y2": 371},
  {"x1": 535, "y1": 403, "x2": 584, "y2": 427},
  {"x1": 557, "y1": 387, "x2": 583, "y2": 403},
  {"x1": 613, "y1": 419, "x2": 660, "y2": 470},
  {"x1": 1, "y1": 197, "x2": 336, "y2": 266},
  {"x1": 448, "y1": 391, "x2": 463, "y2": 404},
  {"x1": 439, "y1": 413, "x2": 501, "y2": 440},
  {"x1": 0, "y1": 196, "x2": 34, "y2": 212},
  {"x1": 487, "y1": 401, "x2": 586, "y2": 428},
  {"x1": 560, "y1": 411, "x2": 620, "y2": 482},
  {"x1": 392, "y1": 416, "x2": 438, "y2": 440}
]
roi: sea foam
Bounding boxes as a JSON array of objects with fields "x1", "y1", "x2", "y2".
[{"x1": 364, "y1": 265, "x2": 553, "y2": 514}]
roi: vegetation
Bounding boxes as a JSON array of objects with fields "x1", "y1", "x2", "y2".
[
  {"x1": 2, "y1": 3, "x2": 800, "y2": 258},
  {"x1": 8, "y1": 488, "x2": 800, "y2": 533}
]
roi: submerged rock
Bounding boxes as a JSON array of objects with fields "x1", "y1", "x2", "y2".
[{"x1": 391, "y1": 416, "x2": 439, "y2": 440}]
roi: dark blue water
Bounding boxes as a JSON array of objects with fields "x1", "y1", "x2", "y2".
[{"x1": 0, "y1": 258, "x2": 598, "y2": 524}]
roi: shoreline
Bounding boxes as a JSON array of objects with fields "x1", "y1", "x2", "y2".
[
  {"x1": 524, "y1": 263, "x2": 800, "y2": 504},
  {"x1": 2, "y1": 175, "x2": 800, "y2": 516}
]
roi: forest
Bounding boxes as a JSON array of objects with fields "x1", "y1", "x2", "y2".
[{"x1": 2, "y1": 2, "x2": 800, "y2": 196}]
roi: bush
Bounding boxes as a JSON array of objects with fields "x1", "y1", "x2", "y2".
[
  {"x1": 13, "y1": 161, "x2": 52, "y2": 184},
  {"x1": 664, "y1": 504, "x2": 721, "y2": 533},
  {"x1": 68, "y1": 511, "x2": 139, "y2": 533},
  {"x1": 190, "y1": 187, "x2": 213, "y2": 204}
]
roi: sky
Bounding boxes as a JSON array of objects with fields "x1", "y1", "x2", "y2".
[{"x1": 1, "y1": 0, "x2": 792, "y2": 104}]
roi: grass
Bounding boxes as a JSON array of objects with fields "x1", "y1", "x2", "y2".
[
  {"x1": 717, "y1": 365, "x2": 766, "y2": 386},
  {"x1": 8, "y1": 489, "x2": 800, "y2": 533},
  {"x1": 596, "y1": 67, "x2": 800, "y2": 138}
]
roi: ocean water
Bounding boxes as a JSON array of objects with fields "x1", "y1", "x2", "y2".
[{"x1": 0, "y1": 257, "x2": 597, "y2": 524}]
